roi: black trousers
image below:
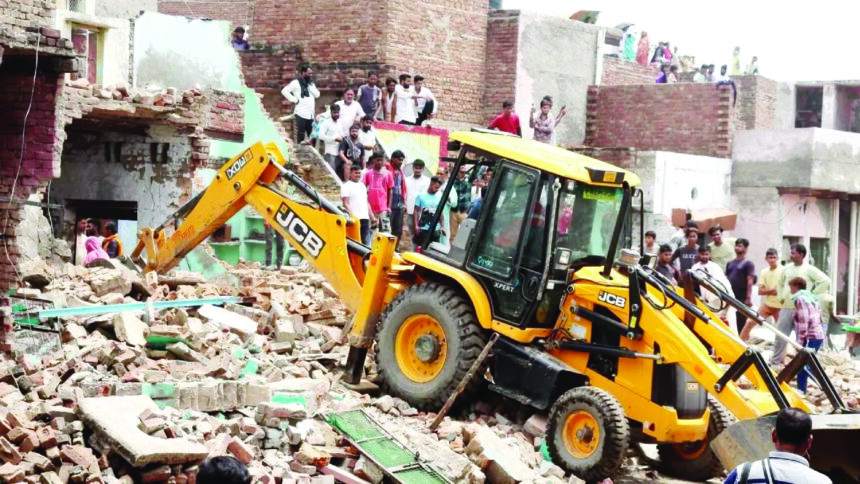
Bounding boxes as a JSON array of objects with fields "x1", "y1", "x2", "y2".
[
  {"x1": 416, "y1": 99, "x2": 435, "y2": 126},
  {"x1": 390, "y1": 207, "x2": 404, "y2": 244},
  {"x1": 296, "y1": 115, "x2": 313, "y2": 143}
]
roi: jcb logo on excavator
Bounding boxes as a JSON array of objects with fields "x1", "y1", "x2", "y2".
[
  {"x1": 275, "y1": 204, "x2": 325, "y2": 258},
  {"x1": 598, "y1": 290, "x2": 626, "y2": 308},
  {"x1": 225, "y1": 149, "x2": 253, "y2": 179}
]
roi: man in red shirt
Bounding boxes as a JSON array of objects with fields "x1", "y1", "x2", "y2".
[
  {"x1": 488, "y1": 100, "x2": 522, "y2": 136},
  {"x1": 362, "y1": 153, "x2": 394, "y2": 234}
]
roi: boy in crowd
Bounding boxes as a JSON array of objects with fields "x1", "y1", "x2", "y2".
[
  {"x1": 655, "y1": 243, "x2": 681, "y2": 285},
  {"x1": 741, "y1": 248, "x2": 782, "y2": 341}
]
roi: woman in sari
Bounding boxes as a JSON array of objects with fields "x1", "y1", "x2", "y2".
[{"x1": 636, "y1": 32, "x2": 650, "y2": 66}]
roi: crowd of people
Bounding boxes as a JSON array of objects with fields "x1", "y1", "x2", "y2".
[
  {"x1": 338, "y1": 148, "x2": 494, "y2": 253},
  {"x1": 616, "y1": 26, "x2": 759, "y2": 84},
  {"x1": 645, "y1": 222, "x2": 841, "y2": 388}
]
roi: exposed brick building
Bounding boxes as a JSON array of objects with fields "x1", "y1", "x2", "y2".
[
  {"x1": 159, "y1": 0, "x2": 489, "y2": 126},
  {"x1": 0, "y1": 0, "x2": 78, "y2": 287},
  {"x1": 0, "y1": 2, "x2": 246, "y2": 289}
]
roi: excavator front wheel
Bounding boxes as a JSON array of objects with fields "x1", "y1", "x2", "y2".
[
  {"x1": 657, "y1": 396, "x2": 734, "y2": 481},
  {"x1": 547, "y1": 387, "x2": 630, "y2": 482},
  {"x1": 375, "y1": 283, "x2": 488, "y2": 410}
]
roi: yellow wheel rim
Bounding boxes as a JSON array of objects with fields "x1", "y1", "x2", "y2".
[
  {"x1": 563, "y1": 410, "x2": 601, "y2": 459},
  {"x1": 673, "y1": 440, "x2": 707, "y2": 460},
  {"x1": 394, "y1": 314, "x2": 448, "y2": 383}
]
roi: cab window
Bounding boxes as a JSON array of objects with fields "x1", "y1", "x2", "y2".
[{"x1": 471, "y1": 167, "x2": 535, "y2": 278}]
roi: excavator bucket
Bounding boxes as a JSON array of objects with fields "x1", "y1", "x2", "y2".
[{"x1": 711, "y1": 413, "x2": 860, "y2": 483}]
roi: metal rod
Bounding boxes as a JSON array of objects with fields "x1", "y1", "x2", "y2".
[
  {"x1": 430, "y1": 333, "x2": 499, "y2": 431},
  {"x1": 556, "y1": 340, "x2": 661, "y2": 360},
  {"x1": 602, "y1": 182, "x2": 631, "y2": 278},
  {"x1": 38, "y1": 296, "x2": 242, "y2": 320},
  {"x1": 0, "y1": 197, "x2": 64, "y2": 209}
]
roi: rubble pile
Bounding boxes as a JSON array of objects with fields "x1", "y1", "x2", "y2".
[
  {"x1": 746, "y1": 334, "x2": 860, "y2": 412},
  {"x1": 2, "y1": 258, "x2": 857, "y2": 483}
]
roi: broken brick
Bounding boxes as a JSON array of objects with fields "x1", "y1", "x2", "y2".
[
  {"x1": 37, "y1": 427, "x2": 58, "y2": 449},
  {"x1": 226, "y1": 438, "x2": 253, "y2": 465},
  {"x1": 0, "y1": 437, "x2": 21, "y2": 465}
]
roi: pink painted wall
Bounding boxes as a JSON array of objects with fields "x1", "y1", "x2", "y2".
[{"x1": 781, "y1": 194, "x2": 830, "y2": 238}]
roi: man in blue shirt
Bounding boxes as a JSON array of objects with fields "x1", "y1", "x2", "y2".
[{"x1": 412, "y1": 176, "x2": 445, "y2": 250}]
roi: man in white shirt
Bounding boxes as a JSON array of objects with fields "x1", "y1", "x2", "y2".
[
  {"x1": 393, "y1": 73, "x2": 417, "y2": 125},
  {"x1": 340, "y1": 165, "x2": 371, "y2": 246},
  {"x1": 317, "y1": 104, "x2": 342, "y2": 171},
  {"x1": 281, "y1": 65, "x2": 320, "y2": 144},
  {"x1": 691, "y1": 245, "x2": 734, "y2": 328},
  {"x1": 413, "y1": 75, "x2": 438, "y2": 126},
  {"x1": 357, "y1": 115, "x2": 377, "y2": 167},
  {"x1": 74, "y1": 218, "x2": 88, "y2": 265},
  {"x1": 403, "y1": 158, "x2": 430, "y2": 248},
  {"x1": 334, "y1": 88, "x2": 365, "y2": 137}
]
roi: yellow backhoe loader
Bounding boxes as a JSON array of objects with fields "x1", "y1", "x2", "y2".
[{"x1": 132, "y1": 133, "x2": 858, "y2": 482}]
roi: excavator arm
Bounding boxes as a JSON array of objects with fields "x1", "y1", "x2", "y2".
[{"x1": 130, "y1": 142, "x2": 370, "y2": 311}]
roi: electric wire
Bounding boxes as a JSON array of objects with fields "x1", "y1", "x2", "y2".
[{"x1": 2, "y1": 33, "x2": 40, "y2": 287}]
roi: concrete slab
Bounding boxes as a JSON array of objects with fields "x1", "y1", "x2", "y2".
[{"x1": 77, "y1": 396, "x2": 208, "y2": 467}]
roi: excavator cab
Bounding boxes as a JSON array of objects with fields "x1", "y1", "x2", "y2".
[{"x1": 418, "y1": 141, "x2": 632, "y2": 330}]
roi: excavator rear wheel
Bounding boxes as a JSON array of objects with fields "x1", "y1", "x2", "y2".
[
  {"x1": 547, "y1": 387, "x2": 630, "y2": 482},
  {"x1": 657, "y1": 396, "x2": 734, "y2": 481},
  {"x1": 375, "y1": 283, "x2": 488, "y2": 410}
]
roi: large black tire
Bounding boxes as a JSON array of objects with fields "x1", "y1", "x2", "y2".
[
  {"x1": 657, "y1": 396, "x2": 734, "y2": 481},
  {"x1": 547, "y1": 387, "x2": 630, "y2": 482},
  {"x1": 374, "y1": 283, "x2": 488, "y2": 410}
]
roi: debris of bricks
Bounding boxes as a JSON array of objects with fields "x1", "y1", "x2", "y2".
[{"x1": 1, "y1": 254, "x2": 856, "y2": 484}]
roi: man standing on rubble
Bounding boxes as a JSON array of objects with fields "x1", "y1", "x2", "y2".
[
  {"x1": 281, "y1": 64, "x2": 320, "y2": 144},
  {"x1": 771, "y1": 244, "x2": 830, "y2": 366}
]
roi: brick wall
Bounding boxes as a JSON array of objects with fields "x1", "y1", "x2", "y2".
[
  {"x1": 484, "y1": 10, "x2": 518, "y2": 123},
  {"x1": 0, "y1": 61, "x2": 65, "y2": 287},
  {"x1": 600, "y1": 56, "x2": 656, "y2": 86},
  {"x1": 158, "y1": 0, "x2": 486, "y2": 125},
  {"x1": 0, "y1": 0, "x2": 55, "y2": 39},
  {"x1": 585, "y1": 83, "x2": 734, "y2": 158},
  {"x1": 383, "y1": 0, "x2": 488, "y2": 125},
  {"x1": 158, "y1": 0, "x2": 254, "y2": 28},
  {"x1": 732, "y1": 75, "x2": 777, "y2": 132}
]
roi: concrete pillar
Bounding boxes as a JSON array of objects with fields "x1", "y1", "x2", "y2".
[
  {"x1": 829, "y1": 199, "x2": 839, "y2": 304},
  {"x1": 821, "y1": 84, "x2": 838, "y2": 129},
  {"x1": 594, "y1": 28, "x2": 605, "y2": 86},
  {"x1": 849, "y1": 201, "x2": 858, "y2": 314}
]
